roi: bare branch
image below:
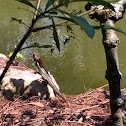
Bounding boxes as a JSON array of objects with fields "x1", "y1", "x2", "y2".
[{"x1": 33, "y1": 0, "x2": 42, "y2": 20}]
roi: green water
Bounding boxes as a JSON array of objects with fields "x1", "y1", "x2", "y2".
[{"x1": 0, "y1": 0, "x2": 126, "y2": 95}]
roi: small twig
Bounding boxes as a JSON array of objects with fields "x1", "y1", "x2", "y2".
[
  {"x1": 98, "y1": 84, "x2": 109, "y2": 89},
  {"x1": 33, "y1": 0, "x2": 42, "y2": 20}
]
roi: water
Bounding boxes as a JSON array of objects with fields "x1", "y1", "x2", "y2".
[{"x1": 0, "y1": 0, "x2": 126, "y2": 95}]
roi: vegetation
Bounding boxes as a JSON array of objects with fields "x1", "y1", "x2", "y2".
[{"x1": 0, "y1": 0, "x2": 126, "y2": 125}]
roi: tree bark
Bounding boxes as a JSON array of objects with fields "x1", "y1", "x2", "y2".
[
  {"x1": 102, "y1": 19, "x2": 124, "y2": 126},
  {"x1": 85, "y1": 1, "x2": 126, "y2": 125}
]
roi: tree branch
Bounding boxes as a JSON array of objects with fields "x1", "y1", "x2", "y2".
[
  {"x1": 33, "y1": 0, "x2": 42, "y2": 20},
  {"x1": 85, "y1": 0, "x2": 126, "y2": 22},
  {"x1": 32, "y1": 9, "x2": 96, "y2": 32},
  {"x1": 85, "y1": 0, "x2": 126, "y2": 125},
  {"x1": 0, "y1": 0, "x2": 42, "y2": 84}
]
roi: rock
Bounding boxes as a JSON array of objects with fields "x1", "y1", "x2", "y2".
[{"x1": 0, "y1": 53, "x2": 59, "y2": 99}]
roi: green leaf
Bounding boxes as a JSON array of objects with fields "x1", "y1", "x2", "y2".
[
  {"x1": 52, "y1": 19, "x2": 60, "y2": 51},
  {"x1": 70, "y1": 0, "x2": 114, "y2": 9},
  {"x1": 11, "y1": 18, "x2": 22, "y2": 23},
  {"x1": 101, "y1": 23, "x2": 126, "y2": 35},
  {"x1": 16, "y1": 0, "x2": 36, "y2": 9},
  {"x1": 8, "y1": 52, "x2": 25, "y2": 60},
  {"x1": 16, "y1": 52, "x2": 25, "y2": 60},
  {"x1": 45, "y1": 0, "x2": 56, "y2": 11},
  {"x1": 52, "y1": 9, "x2": 94, "y2": 38},
  {"x1": 48, "y1": 10, "x2": 58, "y2": 15},
  {"x1": 8, "y1": 52, "x2": 13, "y2": 57},
  {"x1": 42, "y1": 45, "x2": 53, "y2": 48},
  {"x1": 11, "y1": 17, "x2": 29, "y2": 27},
  {"x1": 70, "y1": 15, "x2": 94, "y2": 38}
]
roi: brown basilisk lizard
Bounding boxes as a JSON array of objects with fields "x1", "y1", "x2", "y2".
[{"x1": 33, "y1": 53, "x2": 67, "y2": 101}]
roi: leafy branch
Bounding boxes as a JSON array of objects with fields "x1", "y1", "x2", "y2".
[{"x1": 0, "y1": 0, "x2": 42, "y2": 83}]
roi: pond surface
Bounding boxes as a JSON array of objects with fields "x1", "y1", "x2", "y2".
[{"x1": 0, "y1": 0, "x2": 126, "y2": 95}]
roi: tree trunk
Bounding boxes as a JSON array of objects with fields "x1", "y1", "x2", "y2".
[
  {"x1": 101, "y1": 19, "x2": 124, "y2": 126},
  {"x1": 85, "y1": 1, "x2": 126, "y2": 125}
]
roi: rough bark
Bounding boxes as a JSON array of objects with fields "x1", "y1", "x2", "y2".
[{"x1": 85, "y1": 1, "x2": 126, "y2": 125}]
